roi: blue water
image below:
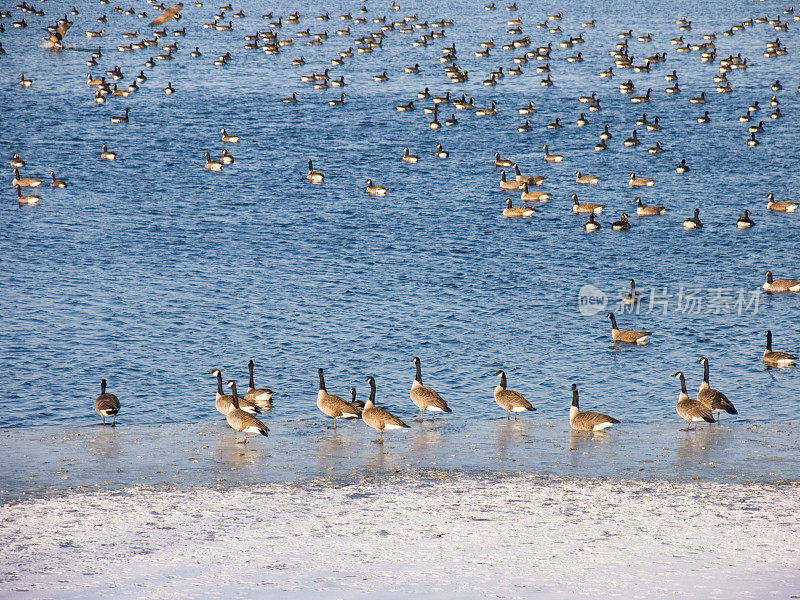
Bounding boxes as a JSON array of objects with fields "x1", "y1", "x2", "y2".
[{"x1": 1, "y1": 0, "x2": 799, "y2": 430}]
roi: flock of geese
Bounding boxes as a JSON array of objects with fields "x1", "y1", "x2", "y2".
[
  {"x1": 90, "y1": 318, "x2": 798, "y2": 440},
  {"x1": 6, "y1": 2, "x2": 799, "y2": 440}
]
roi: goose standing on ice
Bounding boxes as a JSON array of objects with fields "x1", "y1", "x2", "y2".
[
  {"x1": 363, "y1": 376, "x2": 409, "y2": 442},
  {"x1": 673, "y1": 372, "x2": 715, "y2": 430},
  {"x1": 494, "y1": 370, "x2": 535, "y2": 419},
  {"x1": 410, "y1": 356, "x2": 452, "y2": 421},
  {"x1": 696, "y1": 357, "x2": 737, "y2": 420},
  {"x1": 317, "y1": 368, "x2": 362, "y2": 427},
  {"x1": 94, "y1": 379, "x2": 120, "y2": 426},
  {"x1": 569, "y1": 384, "x2": 620, "y2": 431},
  {"x1": 225, "y1": 380, "x2": 269, "y2": 443}
]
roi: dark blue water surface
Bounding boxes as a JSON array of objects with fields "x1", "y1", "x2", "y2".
[{"x1": 1, "y1": 0, "x2": 798, "y2": 430}]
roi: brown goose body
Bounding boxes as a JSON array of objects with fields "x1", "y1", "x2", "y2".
[
  {"x1": 363, "y1": 376, "x2": 409, "y2": 441},
  {"x1": 316, "y1": 368, "x2": 362, "y2": 426},
  {"x1": 494, "y1": 370, "x2": 535, "y2": 419},
  {"x1": 696, "y1": 357, "x2": 737, "y2": 418},
  {"x1": 569, "y1": 384, "x2": 619, "y2": 431},
  {"x1": 607, "y1": 312, "x2": 650, "y2": 344},
  {"x1": 94, "y1": 379, "x2": 120, "y2": 425},
  {"x1": 763, "y1": 270, "x2": 800, "y2": 293},
  {"x1": 674, "y1": 372, "x2": 715, "y2": 429},
  {"x1": 245, "y1": 360, "x2": 274, "y2": 406},
  {"x1": 212, "y1": 369, "x2": 260, "y2": 415},
  {"x1": 410, "y1": 356, "x2": 451, "y2": 420},
  {"x1": 225, "y1": 381, "x2": 269, "y2": 442},
  {"x1": 763, "y1": 331, "x2": 796, "y2": 367}
]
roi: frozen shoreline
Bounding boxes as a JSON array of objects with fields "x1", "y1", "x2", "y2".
[{"x1": 1, "y1": 472, "x2": 798, "y2": 599}]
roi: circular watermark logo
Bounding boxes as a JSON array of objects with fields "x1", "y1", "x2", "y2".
[{"x1": 578, "y1": 284, "x2": 607, "y2": 316}]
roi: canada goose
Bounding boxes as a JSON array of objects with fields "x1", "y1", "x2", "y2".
[
  {"x1": 10, "y1": 154, "x2": 25, "y2": 168},
  {"x1": 772, "y1": 79, "x2": 782, "y2": 91},
  {"x1": 612, "y1": 213, "x2": 631, "y2": 230},
  {"x1": 100, "y1": 144, "x2": 116, "y2": 161},
  {"x1": 588, "y1": 99, "x2": 602, "y2": 112},
  {"x1": 434, "y1": 143, "x2": 449, "y2": 159},
  {"x1": 50, "y1": 172, "x2": 67, "y2": 188},
  {"x1": 571, "y1": 171, "x2": 597, "y2": 186},
  {"x1": 503, "y1": 198, "x2": 535, "y2": 218},
  {"x1": 570, "y1": 384, "x2": 620, "y2": 431},
  {"x1": 520, "y1": 184, "x2": 549, "y2": 202},
  {"x1": 648, "y1": 142, "x2": 664, "y2": 154},
  {"x1": 110, "y1": 107, "x2": 130, "y2": 123},
  {"x1": 696, "y1": 357, "x2": 737, "y2": 419},
  {"x1": 599, "y1": 125, "x2": 612, "y2": 141},
  {"x1": 766, "y1": 193, "x2": 798, "y2": 212},
  {"x1": 675, "y1": 159, "x2": 689, "y2": 174},
  {"x1": 395, "y1": 101, "x2": 414, "y2": 112},
  {"x1": 542, "y1": 145, "x2": 563, "y2": 162},
  {"x1": 689, "y1": 92, "x2": 706, "y2": 104},
  {"x1": 329, "y1": 93, "x2": 346, "y2": 106},
  {"x1": 317, "y1": 368, "x2": 362, "y2": 427},
  {"x1": 736, "y1": 210, "x2": 754, "y2": 228},
  {"x1": 19, "y1": 73, "x2": 32, "y2": 87},
  {"x1": 518, "y1": 101, "x2": 536, "y2": 114},
  {"x1": 219, "y1": 149, "x2": 234, "y2": 165},
  {"x1": 475, "y1": 101, "x2": 497, "y2": 116},
  {"x1": 373, "y1": 71, "x2": 389, "y2": 82},
  {"x1": 748, "y1": 121, "x2": 764, "y2": 134},
  {"x1": 673, "y1": 372, "x2": 715, "y2": 430},
  {"x1": 12, "y1": 169, "x2": 41, "y2": 188},
  {"x1": 763, "y1": 270, "x2": 800, "y2": 292},
  {"x1": 630, "y1": 88, "x2": 651, "y2": 103},
  {"x1": 576, "y1": 113, "x2": 588, "y2": 126},
  {"x1": 540, "y1": 74, "x2": 553, "y2": 87},
  {"x1": 567, "y1": 52, "x2": 583, "y2": 62},
  {"x1": 410, "y1": 357, "x2": 451, "y2": 420},
  {"x1": 363, "y1": 376, "x2": 409, "y2": 442},
  {"x1": 349, "y1": 387, "x2": 365, "y2": 409},
  {"x1": 635, "y1": 197, "x2": 666, "y2": 216},
  {"x1": 607, "y1": 312, "x2": 650, "y2": 344},
  {"x1": 763, "y1": 331, "x2": 796, "y2": 367},
  {"x1": 211, "y1": 369, "x2": 259, "y2": 415},
  {"x1": 635, "y1": 113, "x2": 649, "y2": 126},
  {"x1": 594, "y1": 139, "x2": 607, "y2": 152},
  {"x1": 149, "y1": 2, "x2": 183, "y2": 27},
  {"x1": 282, "y1": 92, "x2": 298, "y2": 104},
  {"x1": 628, "y1": 173, "x2": 654, "y2": 187},
  {"x1": 94, "y1": 379, "x2": 120, "y2": 426},
  {"x1": 365, "y1": 179, "x2": 387, "y2": 196},
  {"x1": 622, "y1": 279, "x2": 641, "y2": 305},
  {"x1": 16, "y1": 187, "x2": 40, "y2": 205},
  {"x1": 220, "y1": 128, "x2": 239, "y2": 143},
  {"x1": 402, "y1": 147, "x2": 419, "y2": 163},
  {"x1": 494, "y1": 152, "x2": 515, "y2": 168},
  {"x1": 306, "y1": 159, "x2": 324, "y2": 183},
  {"x1": 583, "y1": 213, "x2": 601, "y2": 231},
  {"x1": 746, "y1": 133, "x2": 759, "y2": 147},
  {"x1": 203, "y1": 152, "x2": 222, "y2": 171},
  {"x1": 244, "y1": 360, "x2": 273, "y2": 405},
  {"x1": 494, "y1": 370, "x2": 535, "y2": 419},
  {"x1": 683, "y1": 208, "x2": 702, "y2": 229},
  {"x1": 517, "y1": 120, "x2": 532, "y2": 132},
  {"x1": 572, "y1": 193, "x2": 603, "y2": 214},
  {"x1": 499, "y1": 171, "x2": 520, "y2": 190},
  {"x1": 696, "y1": 111, "x2": 710, "y2": 124},
  {"x1": 578, "y1": 92, "x2": 597, "y2": 104},
  {"x1": 599, "y1": 66, "x2": 613, "y2": 78},
  {"x1": 224, "y1": 381, "x2": 269, "y2": 443},
  {"x1": 623, "y1": 131, "x2": 640, "y2": 146},
  {"x1": 546, "y1": 117, "x2": 562, "y2": 129},
  {"x1": 417, "y1": 87, "x2": 431, "y2": 99}
]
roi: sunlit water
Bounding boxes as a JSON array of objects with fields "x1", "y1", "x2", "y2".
[{"x1": 1, "y1": 0, "x2": 798, "y2": 447}]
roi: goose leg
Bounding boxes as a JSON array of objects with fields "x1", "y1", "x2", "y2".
[
  {"x1": 431, "y1": 410, "x2": 435, "y2": 423},
  {"x1": 111, "y1": 414, "x2": 116, "y2": 427}
]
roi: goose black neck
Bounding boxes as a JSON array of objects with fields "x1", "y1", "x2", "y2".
[
  {"x1": 101, "y1": 379, "x2": 107, "y2": 394},
  {"x1": 229, "y1": 381, "x2": 240, "y2": 409},
  {"x1": 215, "y1": 371, "x2": 223, "y2": 395},
  {"x1": 571, "y1": 384, "x2": 579, "y2": 408},
  {"x1": 414, "y1": 359, "x2": 422, "y2": 383},
  {"x1": 499, "y1": 371, "x2": 507, "y2": 389},
  {"x1": 609, "y1": 313, "x2": 618, "y2": 329},
  {"x1": 702, "y1": 359, "x2": 709, "y2": 383},
  {"x1": 766, "y1": 331, "x2": 772, "y2": 351},
  {"x1": 678, "y1": 374, "x2": 687, "y2": 394},
  {"x1": 368, "y1": 377, "x2": 376, "y2": 402},
  {"x1": 318, "y1": 368, "x2": 326, "y2": 392},
  {"x1": 248, "y1": 360, "x2": 255, "y2": 388}
]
